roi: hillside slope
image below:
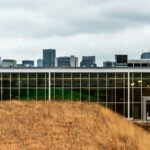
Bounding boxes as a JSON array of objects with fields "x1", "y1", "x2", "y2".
[{"x1": 0, "y1": 101, "x2": 149, "y2": 150}]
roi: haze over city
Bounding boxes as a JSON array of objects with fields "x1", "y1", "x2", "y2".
[{"x1": 1, "y1": 0, "x2": 150, "y2": 65}]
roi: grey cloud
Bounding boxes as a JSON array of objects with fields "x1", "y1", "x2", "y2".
[
  {"x1": 0, "y1": 0, "x2": 150, "y2": 66},
  {"x1": 1, "y1": 0, "x2": 142, "y2": 38},
  {"x1": 102, "y1": 0, "x2": 150, "y2": 24}
]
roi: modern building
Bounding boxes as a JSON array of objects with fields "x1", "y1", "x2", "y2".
[
  {"x1": 22, "y1": 60, "x2": 34, "y2": 67},
  {"x1": 0, "y1": 68, "x2": 150, "y2": 121},
  {"x1": 103, "y1": 61, "x2": 114, "y2": 68},
  {"x1": 114, "y1": 55, "x2": 128, "y2": 67},
  {"x1": 43, "y1": 49, "x2": 56, "y2": 68},
  {"x1": 70, "y1": 55, "x2": 78, "y2": 67},
  {"x1": 37, "y1": 59, "x2": 43, "y2": 67},
  {"x1": 2, "y1": 59, "x2": 17, "y2": 67},
  {"x1": 80, "y1": 56, "x2": 97, "y2": 67},
  {"x1": 17, "y1": 64, "x2": 24, "y2": 68},
  {"x1": 128, "y1": 59, "x2": 150, "y2": 67},
  {"x1": 57, "y1": 55, "x2": 78, "y2": 68},
  {"x1": 141, "y1": 52, "x2": 150, "y2": 59}
]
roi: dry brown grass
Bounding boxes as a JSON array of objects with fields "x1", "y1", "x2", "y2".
[{"x1": 0, "y1": 101, "x2": 149, "y2": 150}]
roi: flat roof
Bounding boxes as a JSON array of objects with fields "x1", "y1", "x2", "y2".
[{"x1": 0, "y1": 67, "x2": 150, "y2": 73}]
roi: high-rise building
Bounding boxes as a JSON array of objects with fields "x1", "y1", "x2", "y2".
[
  {"x1": 80, "y1": 56, "x2": 97, "y2": 67},
  {"x1": 103, "y1": 61, "x2": 114, "y2": 68},
  {"x1": 22, "y1": 60, "x2": 34, "y2": 67},
  {"x1": 37, "y1": 59, "x2": 43, "y2": 67},
  {"x1": 141, "y1": 52, "x2": 150, "y2": 59},
  {"x1": 70, "y1": 55, "x2": 78, "y2": 67},
  {"x1": 43, "y1": 49, "x2": 56, "y2": 68},
  {"x1": 2, "y1": 59, "x2": 17, "y2": 67},
  {"x1": 57, "y1": 55, "x2": 78, "y2": 68},
  {"x1": 114, "y1": 54, "x2": 128, "y2": 67}
]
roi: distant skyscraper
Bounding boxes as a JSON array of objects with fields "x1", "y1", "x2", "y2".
[
  {"x1": 2, "y1": 59, "x2": 17, "y2": 67},
  {"x1": 37, "y1": 59, "x2": 43, "y2": 67},
  {"x1": 43, "y1": 49, "x2": 56, "y2": 68},
  {"x1": 114, "y1": 54, "x2": 128, "y2": 67},
  {"x1": 141, "y1": 52, "x2": 150, "y2": 59},
  {"x1": 103, "y1": 61, "x2": 114, "y2": 68},
  {"x1": 22, "y1": 60, "x2": 34, "y2": 67},
  {"x1": 70, "y1": 55, "x2": 78, "y2": 67},
  {"x1": 80, "y1": 56, "x2": 97, "y2": 67},
  {"x1": 57, "y1": 55, "x2": 78, "y2": 68}
]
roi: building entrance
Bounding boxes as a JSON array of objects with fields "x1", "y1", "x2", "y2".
[
  {"x1": 146, "y1": 101, "x2": 150, "y2": 121},
  {"x1": 142, "y1": 97, "x2": 150, "y2": 121}
]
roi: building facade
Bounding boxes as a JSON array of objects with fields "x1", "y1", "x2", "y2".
[
  {"x1": 80, "y1": 56, "x2": 97, "y2": 67},
  {"x1": 0, "y1": 68, "x2": 150, "y2": 121},
  {"x1": 43, "y1": 49, "x2": 56, "y2": 68},
  {"x1": 128, "y1": 59, "x2": 150, "y2": 67},
  {"x1": 141, "y1": 52, "x2": 150, "y2": 59},
  {"x1": 103, "y1": 61, "x2": 114, "y2": 68},
  {"x1": 2, "y1": 59, "x2": 17, "y2": 67},
  {"x1": 37, "y1": 59, "x2": 43, "y2": 67},
  {"x1": 57, "y1": 56, "x2": 78, "y2": 67},
  {"x1": 22, "y1": 60, "x2": 34, "y2": 67}
]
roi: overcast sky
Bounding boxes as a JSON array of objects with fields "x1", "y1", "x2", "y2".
[{"x1": 1, "y1": 0, "x2": 150, "y2": 66}]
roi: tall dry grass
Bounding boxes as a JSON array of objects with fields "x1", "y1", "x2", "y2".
[{"x1": 0, "y1": 101, "x2": 149, "y2": 150}]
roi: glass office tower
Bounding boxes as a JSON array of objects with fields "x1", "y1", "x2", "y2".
[{"x1": 43, "y1": 49, "x2": 56, "y2": 68}]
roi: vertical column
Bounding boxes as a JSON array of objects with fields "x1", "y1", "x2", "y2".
[
  {"x1": 1, "y1": 73, "x2": 2, "y2": 101},
  {"x1": 71, "y1": 73, "x2": 73, "y2": 101},
  {"x1": 141, "y1": 72, "x2": 142, "y2": 119},
  {"x1": 106, "y1": 73, "x2": 108, "y2": 107},
  {"x1": 97, "y1": 73, "x2": 99, "y2": 103},
  {"x1": 36, "y1": 73, "x2": 37, "y2": 101},
  {"x1": 18, "y1": 73, "x2": 20, "y2": 100},
  {"x1": 27, "y1": 73, "x2": 29, "y2": 100},
  {"x1": 89, "y1": 73, "x2": 90, "y2": 102},
  {"x1": 45, "y1": 73, "x2": 46, "y2": 101},
  {"x1": 10, "y1": 73, "x2": 11, "y2": 101},
  {"x1": 49, "y1": 72, "x2": 51, "y2": 101},
  {"x1": 80, "y1": 72, "x2": 81, "y2": 102},
  {"x1": 62, "y1": 73, "x2": 64, "y2": 100},
  {"x1": 115, "y1": 73, "x2": 116, "y2": 113},
  {"x1": 54, "y1": 73, "x2": 55, "y2": 100},
  {"x1": 123, "y1": 73, "x2": 125, "y2": 116},
  {"x1": 128, "y1": 72, "x2": 130, "y2": 119}
]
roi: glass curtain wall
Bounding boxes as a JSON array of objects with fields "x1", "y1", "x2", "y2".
[
  {"x1": 3, "y1": 71, "x2": 150, "y2": 120},
  {"x1": 0, "y1": 73, "x2": 48, "y2": 101},
  {"x1": 50, "y1": 72, "x2": 128, "y2": 117},
  {"x1": 130, "y1": 73, "x2": 142, "y2": 119}
]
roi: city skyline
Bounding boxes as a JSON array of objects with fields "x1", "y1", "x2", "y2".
[{"x1": 1, "y1": 0, "x2": 150, "y2": 65}]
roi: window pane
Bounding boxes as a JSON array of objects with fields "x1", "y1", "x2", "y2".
[
  {"x1": 142, "y1": 73, "x2": 150, "y2": 87},
  {"x1": 107, "y1": 88, "x2": 115, "y2": 102},
  {"x1": 99, "y1": 88, "x2": 106, "y2": 102},
  {"x1": 64, "y1": 89, "x2": 71, "y2": 100},
  {"x1": 116, "y1": 73, "x2": 124, "y2": 87},
  {"x1": 116, "y1": 103, "x2": 124, "y2": 116},
  {"x1": 2, "y1": 73, "x2": 10, "y2": 88},
  {"x1": 81, "y1": 88, "x2": 89, "y2": 101},
  {"x1": 107, "y1": 73, "x2": 115, "y2": 87},
  {"x1": 72, "y1": 89, "x2": 80, "y2": 101},
  {"x1": 90, "y1": 88, "x2": 97, "y2": 102},
  {"x1": 116, "y1": 88, "x2": 124, "y2": 102},
  {"x1": 99, "y1": 73, "x2": 106, "y2": 87},
  {"x1": 90, "y1": 73, "x2": 97, "y2": 87},
  {"x1": 72, "y1": 73, "x2": 80, "y2": 88}
]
